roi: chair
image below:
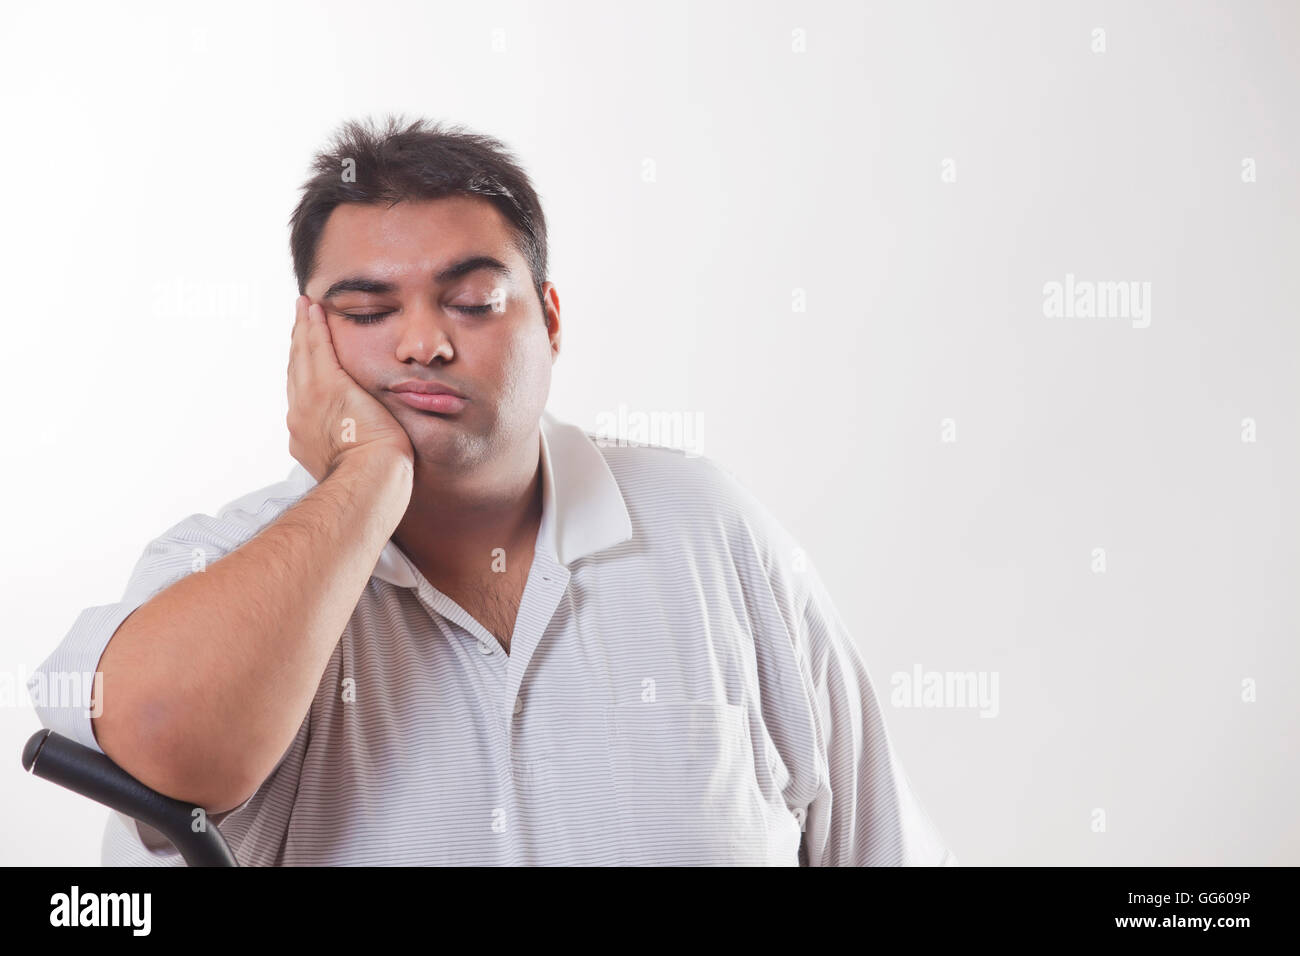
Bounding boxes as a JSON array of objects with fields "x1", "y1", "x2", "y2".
[{"x1": 21, "y1": 729, "x2": 239, "y2": 866}]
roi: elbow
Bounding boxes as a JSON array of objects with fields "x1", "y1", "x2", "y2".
[{"x1": 93, "y1": 690, "x2": 252, "y2": 814}]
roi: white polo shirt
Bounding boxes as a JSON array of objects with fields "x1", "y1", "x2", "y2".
[{"x1": 29, "y1": 409, "x2": 957, "y2": 866}]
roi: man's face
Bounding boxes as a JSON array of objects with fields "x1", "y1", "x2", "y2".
[{"x1": 305, "y1": 196, "x2": 559, "y2": 470}]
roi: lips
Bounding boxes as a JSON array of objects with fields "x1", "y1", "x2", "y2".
[
  {"x1": 392, "y1": 391, "x2": 467, "y2": 413},
  {"x1": 389, "y1": 380, "x2": 466, "y2": 398},
  {"x1": 388, "y1": 382, "x2": 468, "y2": 414}
]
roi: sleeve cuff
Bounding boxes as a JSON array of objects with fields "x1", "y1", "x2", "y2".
[{"x1": 28, "y1": 599, "x2": 150, "y2": 754}]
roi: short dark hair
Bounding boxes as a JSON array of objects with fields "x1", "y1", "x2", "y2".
[{"x1": 288, "y1": 114, "x2": 549, "y2": 311}]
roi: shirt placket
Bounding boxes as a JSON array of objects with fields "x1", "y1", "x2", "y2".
[{"x1": 410, "y1": 552, "x2": 573, "y2": 860}]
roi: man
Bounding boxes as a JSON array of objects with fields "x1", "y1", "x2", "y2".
[{"x1": 29, "y1": 116, "x2": 956, "y2": 866}]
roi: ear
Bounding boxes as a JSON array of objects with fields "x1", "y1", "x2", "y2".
[{"x1": 542, "y1": 283, "x2": 562, "y2": 361}]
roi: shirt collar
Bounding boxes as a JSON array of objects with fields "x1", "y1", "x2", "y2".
[{"x1": 287, "y1": 408, "x2": 632, "y2": 588}]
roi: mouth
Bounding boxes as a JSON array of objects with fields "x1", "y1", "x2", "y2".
[
  {"x1": 387, "y1": 379, "x2": 469, "y2": 415},
  {"x1": 390, "y1": 391, "x2": 468, "y2": 414}
]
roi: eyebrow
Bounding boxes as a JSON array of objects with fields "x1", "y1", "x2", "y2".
[{"x1": 321, "y1": 255, "x2": 512, "y2": 299}]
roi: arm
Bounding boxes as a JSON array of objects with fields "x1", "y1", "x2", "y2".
[
  {"x1": 91, "y1": 447, "x2": 411, "y2": 815},
  {"x1": 690, "y1": 453, "x2": 956, "y2": 867},
  {"x1": 795, "y1": 559, "x2": 957, "y2": 866}
]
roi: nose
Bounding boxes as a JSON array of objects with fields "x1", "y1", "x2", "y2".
[{"x1": 394, "y1": 301, "x2": 454, "y2": 365}]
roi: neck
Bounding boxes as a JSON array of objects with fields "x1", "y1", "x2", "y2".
[{"x1": 391, "y1": 425, "x2": 543, "y2": 583}]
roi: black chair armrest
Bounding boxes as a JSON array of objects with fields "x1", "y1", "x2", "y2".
[{"x1": 22, "y1": 729, "x2": 238, "y2": 866}]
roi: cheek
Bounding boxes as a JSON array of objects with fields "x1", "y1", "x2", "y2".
[
  {"x1": 328, "y1": 323, "x2": 381, "y2": 386},
  {"x1": 495, "y1": 330, "x2": 552, "y2": 401}
]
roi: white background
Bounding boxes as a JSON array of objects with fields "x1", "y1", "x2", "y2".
[{"x1": 1, "y1": 0, "x2": 1296, "y2": 865}]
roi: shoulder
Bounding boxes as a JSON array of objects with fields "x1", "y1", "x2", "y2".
[
  {"x1": 589, "y1": 433, "x2": 806, "y2": 585},
  {"x1": 591, "y1": 434, "x2": 734, "y2": 500},
  {"x1": 212, "y1": 462, "x2": 314, "y2": 526},
  {"x1": 144, "y1": 463, "x2": 313, "y2": 555},
  {"x1": 589, "y1": 433, "x2": 751, "y2": 522}
]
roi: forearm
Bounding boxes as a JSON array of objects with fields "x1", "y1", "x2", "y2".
[{"x1": 91, "y1": 449, "x2": 413, "y2": 812}]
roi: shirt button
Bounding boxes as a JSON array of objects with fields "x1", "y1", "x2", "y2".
[
  {"x1": 478, "y1": 641, "x2": 495, "y2": 655},
  {"x1": 512, "y1": 696, "x2": 523, "y2": 715}
]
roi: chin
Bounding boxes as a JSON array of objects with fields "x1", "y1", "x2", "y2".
[{"x1": 412, "y1": 423, "x2": 479, "y2": 457}]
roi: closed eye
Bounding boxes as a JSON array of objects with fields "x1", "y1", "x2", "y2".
[
  {"x1": 344, "y1": 312, "x2": 392, "y2": 325},
  {"x1": 344, "y1": 305, "x2": 494, "y2": 325}
]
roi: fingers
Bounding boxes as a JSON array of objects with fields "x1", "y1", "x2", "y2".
[
  {"x1": 289, "y1": 295, "x2": 310, "y2": 401},
  {"x1": 305, "y1": 301, "x2": 342, "y2": 373},
  {"x1": 290, "y1": 296, "x2": 346, "y2": 400},
  {"x1": 304, "y1": 300, "x2": 322, "y2": 359}
]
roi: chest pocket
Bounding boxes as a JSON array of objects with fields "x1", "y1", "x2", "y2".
[{"x1": 606, "y1": 700, "x2": 773, "y2": 865}]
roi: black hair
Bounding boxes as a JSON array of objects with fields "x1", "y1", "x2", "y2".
[{"x1": 288, "y1": 114, "x2": 549, "y2": 311}]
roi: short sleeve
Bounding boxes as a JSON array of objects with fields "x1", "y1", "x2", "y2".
[
  {"x1": 27, "y1": 510, "x2": 267, "y2": 755},
  {"x1": 26, "y1": 468, "x2": 308, "y2": 754},
  {"x1": 27, "y1": 515, "x2": 231, "y2": 754},
  {"x1": 794, "y1": 558, "x2": 958, "y2": 866}
]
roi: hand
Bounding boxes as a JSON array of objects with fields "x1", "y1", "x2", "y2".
[{"x1": 286, "y1": 294, "x2": 414, "y2": 483}]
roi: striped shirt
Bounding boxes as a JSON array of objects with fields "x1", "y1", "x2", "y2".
[{"x1": 29, "y1": 409, "x2": 957, "y2": 866}]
